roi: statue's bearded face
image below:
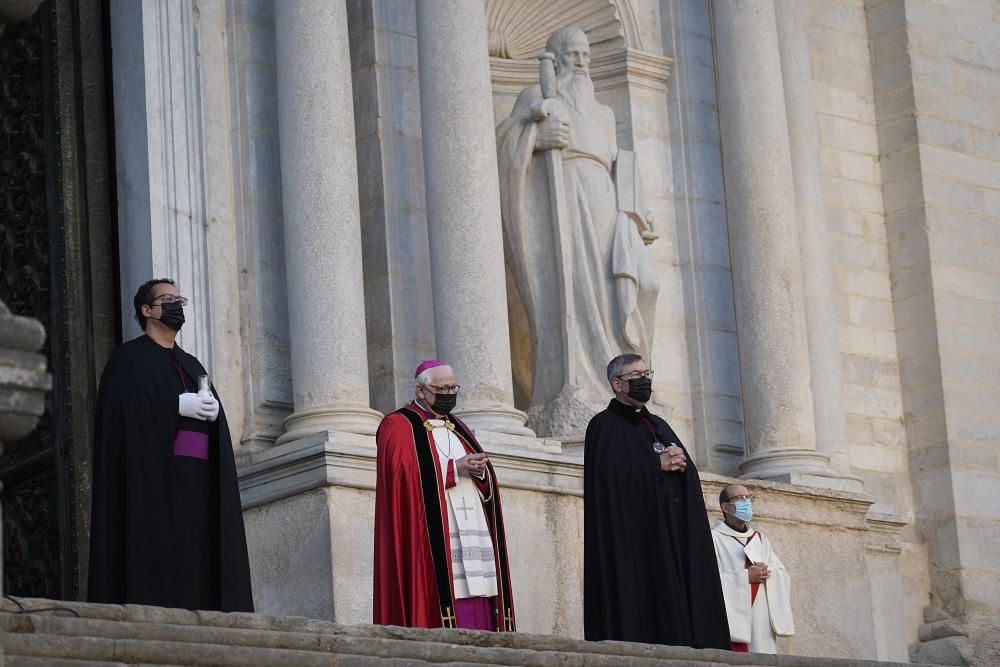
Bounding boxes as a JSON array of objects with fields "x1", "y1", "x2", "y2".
[
  {"x1": 555, "y1": 34, "x2": 595, "y2": 111},
  {"x1": 555, "y1": 33, "x2": 591, "y2": 78}
]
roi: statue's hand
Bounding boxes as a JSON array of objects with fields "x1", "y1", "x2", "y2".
[{"x1": 535, "y1": 114, "x2": 569, "y2": 151}]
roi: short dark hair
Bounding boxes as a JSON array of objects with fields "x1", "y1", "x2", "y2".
[
  {"x1": 719, "y1": 488, "x2": 730, "y2": 505},
  {"x1": 607, "y1": 353, "x2": 643, "y2": 385},
  {"x1": 133, "y1": 278, "x2": 175, "y2": 330}
]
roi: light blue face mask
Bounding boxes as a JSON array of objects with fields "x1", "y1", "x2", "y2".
[{"x1": 733, "y1": 499, "x2": 753, "y2": 522}]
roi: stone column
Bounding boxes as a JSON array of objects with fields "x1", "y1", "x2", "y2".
[
  {"x1": 274, "y1": 0, "x2": 381, "y2": 443},
  {"x1": 774, "y1": 0, "x2": 858, "y2": 483},
  {"x1": 414, "y1": 0, "x2": 532, "y2": 437},
  {"x1": 711, "y1": 0, "x2": 833, "y2": 480}
]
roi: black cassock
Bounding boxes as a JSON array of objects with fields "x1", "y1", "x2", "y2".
[
  {"x1": 584, "y1": 398, "x2": 729, "y2": 648},
  {"x1": 88, "y1": 334, "x2": 253, "y2": 612}
]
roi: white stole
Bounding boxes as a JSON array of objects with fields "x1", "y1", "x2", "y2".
[
  {"x1": 427, "y1": 419, "x2": 498, "y2": 599},
  {"x1": 711, "y1": 520, "x2": 795, "y2": 652}
]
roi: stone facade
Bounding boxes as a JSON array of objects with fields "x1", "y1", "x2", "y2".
[{"x1": 100, "y1": 0, "x2": 999, "y2": 664}]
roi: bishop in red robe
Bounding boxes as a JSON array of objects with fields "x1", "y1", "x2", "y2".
[{"x1": 373, "y1": 360, "x2": 516, "y2": 631}]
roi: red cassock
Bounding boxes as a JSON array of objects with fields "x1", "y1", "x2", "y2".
[{"x1": 373, "y1": 405, "x2": 516, "y2": 630}]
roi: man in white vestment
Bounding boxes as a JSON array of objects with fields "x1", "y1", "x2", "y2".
[{"x1": 711, "y1": 484, "x2": 795, "y2": 653}]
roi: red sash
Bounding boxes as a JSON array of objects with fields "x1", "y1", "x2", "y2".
[{"x1": 730, "y1": 530, "x2": 761, "y2": 652}]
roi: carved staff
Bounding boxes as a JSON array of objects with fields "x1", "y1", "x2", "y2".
[{"x1": 533, "y1": 51, "x2": 577, "y2": 386}]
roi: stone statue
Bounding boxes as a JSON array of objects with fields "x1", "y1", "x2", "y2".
[{"x1": 496, "y1": 27, "x2": 659, "y2": 438}]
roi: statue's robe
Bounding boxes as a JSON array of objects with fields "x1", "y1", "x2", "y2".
[
  {"x1": 496, "y1": 85, "x2": 659, "y2": 416},
  {"x1": 584, "y1": 398, "x2": 730, "y2": 648},
  {"x1": 373, "y1": 405, "x2": 516, "y2": 631},
  {"x1": 88, "y1": 334, "x2": 253, "y2": 612},
  {"x1": 711, "y1": 521, "x2": 795, "y2": 653}
]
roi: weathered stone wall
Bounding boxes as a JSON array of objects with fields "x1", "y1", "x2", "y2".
[
  {"x1": 802, "y1": 2, "x2": 932, "y2": 656},
  {"x1": 804, "y1": 0, "x2": 911, "y2": 515},
  {"x1": 865, "y1": 0, "x2": 1000, "y2": 662},
  {"x1": 900, "y1": 0, "x2": 1000, "y2": 628}
]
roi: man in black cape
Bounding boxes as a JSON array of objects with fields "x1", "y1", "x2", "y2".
[
  {"x1": 584, "y1": 353, "x2": 729, "y2": 648},
  {"x1": 88, "y1": 278, "x2": 253, "y2": 612}
]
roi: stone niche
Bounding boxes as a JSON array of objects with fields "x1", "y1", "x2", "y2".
[{"x1": 486, "y1": 0, "x2": 682, "y2": 441}]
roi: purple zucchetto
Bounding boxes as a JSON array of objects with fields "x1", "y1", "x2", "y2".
[{"x1": 414, "y1": 360, "x2": 446, "y2": 378}]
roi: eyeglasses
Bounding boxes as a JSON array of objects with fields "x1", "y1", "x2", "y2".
[
  {"x1": 148, "y1": 295, "x2": 189, "y2": 306},
  {"x1": 423, "y1": 383, "x2": 461, "y2": 395},
  {"x1": 616, "y1": 370, "x2": 654, "y2": 381},
  {"x1": 724, "y1": 494, "x2": 754, "y2": 503}
]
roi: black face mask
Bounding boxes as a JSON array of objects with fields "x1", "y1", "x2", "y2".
[
  {"x1": 429, "y1": 392, "x2": 457, "y2": 415},
  {"x1": 155, "y1": 301, "x2": 186, "y2": 332},
  {"x1": 626, "y1": 376, "x2": 653, "y2": 403}
]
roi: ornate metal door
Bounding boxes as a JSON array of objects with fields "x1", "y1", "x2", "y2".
[{"x1": 0, "y1": 0, "x2": 118, "y2": 600}]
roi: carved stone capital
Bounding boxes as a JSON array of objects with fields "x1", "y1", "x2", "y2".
[
  {"x1": 0, "y1": 0, "x2": 45, "y2": 32},
  {"x1": 0, "y1": 299, "x2": 52, "y2": 442}
]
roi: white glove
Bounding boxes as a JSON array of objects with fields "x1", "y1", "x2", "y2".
[
  {"x1": 199, "y1": 394, "x2": 220, "y2": 422},
  {"x1": 179, "y1": 392, "x2": 218, "y2": 421}
]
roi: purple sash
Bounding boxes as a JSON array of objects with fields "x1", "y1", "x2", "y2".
[
  {"x1": 455, "y1": 596, "x2": 497, "y2": 631},
  {"x1": 174, "y1": 430, "x2": 209, "y2": 460}
]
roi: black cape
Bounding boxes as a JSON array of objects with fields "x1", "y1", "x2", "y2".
[
  {"x1": 88, "y1": 334, "x2": 253, "y2": 612},
  {"x1": 584, "y1": 398, "x2": 730, "y2": 648}
]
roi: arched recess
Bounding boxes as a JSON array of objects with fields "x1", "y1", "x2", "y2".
[
  {"x1": 486, "y1": 0, "x2": 669, "y2": 413},
  {"x1": 485, "y1": 0, "x2": 641, "y2": 60}
]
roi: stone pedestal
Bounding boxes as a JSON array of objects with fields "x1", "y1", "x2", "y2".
[
  {"x1": 711, "y1": 0, "x2": 836, "y2": 483},
  {"x1": 239, "y1": 445, "x2": 895, "y2": 659},
  {"x1": 273, "y1": 0, "x2": 381, "y2": 444},
  {"x1": 239, "y1": 439, "x2": 584, "y2": 631},
  {"x1": 414, "y1": 0, "x2": 531, "y2": 438}
]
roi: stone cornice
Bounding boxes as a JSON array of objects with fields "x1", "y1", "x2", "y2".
[
  {"x1": 237, "y1": 431, "x2": 587, "y2": 509},
  {"x1": 700, "y1": 472, "x2": 876, "y2": 530},
  {"x1": 863, "y1": 511, "x2": 908, "y2": 553},
  {"x1": 237, "y1": 431, "x2": 376, "y2": 509},
  {"x1": 590, "y1": 49, "x2": 673, "y2": 92},
  {"x1": 239, "y1": 434, "x2": 894, "y2": 531}
]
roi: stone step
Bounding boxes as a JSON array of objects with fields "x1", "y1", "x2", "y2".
[
  {"x1": 5, "y1": 659, "x2": 138, "y2": 667},
  {"x1": 0, "y1": 597, "x2": 917, "y2": 667}
]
